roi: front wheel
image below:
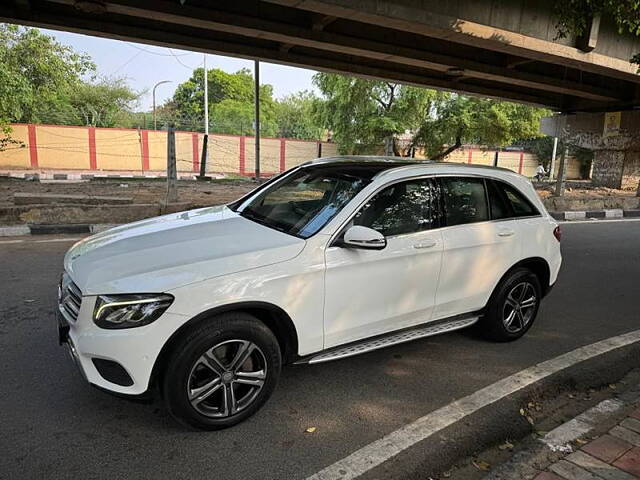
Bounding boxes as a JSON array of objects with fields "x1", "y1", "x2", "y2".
[
  {"x1": 162, "y1": 312, "x2": 282, "y2": 430},
  {"x1": 481, "y1": 268, "x2": 541, "y2": 342}
]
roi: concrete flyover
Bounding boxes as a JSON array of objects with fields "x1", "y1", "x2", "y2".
[
  {"x1": 2, "y1": 0, "x2": 640, "y2": 112},
  {"x1": 4, "y1": 0, "x2": 640, "y2": 193}
]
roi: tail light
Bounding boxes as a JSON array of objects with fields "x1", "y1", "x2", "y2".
[{"x1": 553, "y1": 225, "x2": 561, "y2": 242}]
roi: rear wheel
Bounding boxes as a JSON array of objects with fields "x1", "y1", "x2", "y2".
[
  {"x1": 162, "y1": 312, "x2": 281, "y2": 430},
  {"x1": 481, "y1": 268, "x2": 541, "y2": 342}
]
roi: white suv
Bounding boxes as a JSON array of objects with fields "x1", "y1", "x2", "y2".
[{"x1": 58, "y1": 157, "x2": 562, "y2": 429}]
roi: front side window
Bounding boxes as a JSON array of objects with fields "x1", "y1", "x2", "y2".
[
  {"x1": 440, "y1": 177, "x2": 489, "y2": 226},
  {"x1": 238, "y1": 166, "x2": 374, "y2": 238},
  {"x1": 353, "y1": 178, "x2": 436, "y2": 236}
]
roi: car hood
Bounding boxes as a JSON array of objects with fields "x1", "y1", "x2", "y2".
[{"x1": 64, "y1": 205, "x2": 305, "y2": 295}]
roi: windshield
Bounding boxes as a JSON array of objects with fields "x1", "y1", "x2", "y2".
[{"x1": 237, "y1": 166, "x2": 374, "y2": 238}]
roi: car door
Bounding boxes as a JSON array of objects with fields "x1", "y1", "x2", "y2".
[
  {"x1": 433, "y1": 176, "x2": 522, "y2": 320},
  {"x1": 323, "y1": 177, "x2": 444, "y2": 348}
]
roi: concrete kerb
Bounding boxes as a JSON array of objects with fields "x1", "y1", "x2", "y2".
[
  {"x1": 550, "y1": 210, "x2": 640, "y2": 221},
  {"x1": 0, "y1": 224, "x2": 118, "y2": 236},
  {"x1": 318, "y1": 335, "x2": 640, "y2": 480},
  {"x1": 485, "y1": 373, "x2": 640, "y2": 480}
]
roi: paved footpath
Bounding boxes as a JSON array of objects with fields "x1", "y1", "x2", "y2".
[{"x1": 540, "y1": 407, "x2": 640, "y2": 480}]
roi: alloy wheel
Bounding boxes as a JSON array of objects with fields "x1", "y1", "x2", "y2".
[
  {"x1": 502, "y1": 282, "x2": 537, "y2": 333},
  {"x1": 187, "y1": 339, "x2": 267, "y2": 418}
]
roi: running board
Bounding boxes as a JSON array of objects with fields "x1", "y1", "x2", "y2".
[{"x1": 298, "y1": 316, "x2": 480, "y2": 365}]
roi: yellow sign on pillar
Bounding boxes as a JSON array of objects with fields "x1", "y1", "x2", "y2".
[{"x1": 603, "y1": 111, "x2": 621, "y2": 137}]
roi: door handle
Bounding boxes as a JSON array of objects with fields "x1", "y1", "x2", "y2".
[
  {"x1": 413, "y1": 240, "x2": 437, "y2": 249},
  {"x1": 497, "y1": 230, "x2": 515, "y2": 237}
]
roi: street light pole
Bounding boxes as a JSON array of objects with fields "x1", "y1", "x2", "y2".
[
  {"x1": 152, "y1": 80, "x2": 171, "y2": 130},
  {"x1": 254, "y1": 59, "x2": 260, "y2": 180},
  {"x1": 204, "y1": 54, "x2": 209, "y2": 136}
]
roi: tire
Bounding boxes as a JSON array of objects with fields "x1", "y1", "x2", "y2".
[
  {"x1": 162, "y1": 312, "x2": 281, "y2": 430},
  {"x1": 480, "y1": 267, "x2": 542, "y2": 342}
]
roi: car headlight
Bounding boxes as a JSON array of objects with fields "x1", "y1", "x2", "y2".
[{"x1": 93, "y1": 294, "x2": 174, "y2": 329}]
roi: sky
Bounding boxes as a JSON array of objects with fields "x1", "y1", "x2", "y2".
[{"x1": 45, "y1": 29, "x2": 319, "y2": 111}]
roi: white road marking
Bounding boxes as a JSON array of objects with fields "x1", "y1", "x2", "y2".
[
  {"x1": 306, "y1": 329, "x2": 640, "y2": 480},
  {"x1": 0, "y1": 239, "x2": 24, "y2": 244}
]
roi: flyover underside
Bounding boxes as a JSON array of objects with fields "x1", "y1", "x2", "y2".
[{"x1": 3, "y1": 0, "x2": 640, "y2": 112}]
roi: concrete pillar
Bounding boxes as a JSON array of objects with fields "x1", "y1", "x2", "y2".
[
  {"x1": 591, "y1": 150, "x2": 625, "y2": 188},
  {"x1": 541, "y1": 111, "x2": 640, "y2": 194}
]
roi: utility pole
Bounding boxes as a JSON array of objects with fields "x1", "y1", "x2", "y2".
[
  {"x1": 166, "y1": 125, "x2": 178, "y2": 203},
  {"x1": 152, "y1": 80, "x2": 171, "y2": 130},
  {"x1": 204, "y1": 54, "x2": 209, "y2": 137},
  {"x1": 254, "y1": 59, "x2": 260, "y2": 180},
  {"x1": 199, "y1": 54, "x2": 210, "y2": 179},
  {"x1": 549, "y1": 136, "x2": 558, "y2": 180},
  {"x1": 554, "y1": 145, "x2": 568, "y2": 197}
]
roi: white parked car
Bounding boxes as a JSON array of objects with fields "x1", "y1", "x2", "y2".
[{"x1": 58, "y1": 157, "x2": 562, "y2": 429}]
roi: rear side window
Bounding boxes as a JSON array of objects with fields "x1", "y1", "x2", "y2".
[
  {"x1": 487, "y1": 180, "x2": 511, "y2": 220},
  {"x1": 440, "y1": 177, "x2": 489, "y2": 226},
  {"x1": 354, "y1": 178, "x2": 436, "y2": 236},
  {"x1": 495, "y1": 181, "x2": 539, "y2": 217}
]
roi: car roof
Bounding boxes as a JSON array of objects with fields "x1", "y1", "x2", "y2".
[{"x1": 302, "y1": 155, "x2": 521, "y2": 179}]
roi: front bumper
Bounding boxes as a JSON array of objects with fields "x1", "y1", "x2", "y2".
[
  {"x1": 57, "y1": 294, "x2": 188, "y2": 396},
  {"x1": 57, "y1": 310, "x2": 86, "y2": 381}
]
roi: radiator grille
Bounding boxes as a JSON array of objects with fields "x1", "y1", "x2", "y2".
[{"x1": 59, "y1": 273, "x2": 82, "y2": 322}]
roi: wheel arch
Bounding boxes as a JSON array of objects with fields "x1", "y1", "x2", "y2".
[
  {"x1": 150, "y1": 301, "x2": 299, "y2": 390},
  {"x1": 495, "y1": 257, "x2": 551, "y2": 300}
]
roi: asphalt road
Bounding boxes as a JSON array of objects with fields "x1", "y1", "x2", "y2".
[{"x1": 1, "y1": 222, "x2": 639, "y2": 480}]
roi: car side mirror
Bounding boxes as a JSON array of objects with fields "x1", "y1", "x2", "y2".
[{"x1": 342, "y1": 225, "x2": 386, "y2": 250}]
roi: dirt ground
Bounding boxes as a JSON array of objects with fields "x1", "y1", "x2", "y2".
[
  {"x1": 534, "y1": 180, "x2": 637, "y2": 199},
  {"x1": 1, "y1": 177, "x2": 637, "y2": 209},
  {"x1": 0, "y1": 177, "x2": 257, "y2": 207}
]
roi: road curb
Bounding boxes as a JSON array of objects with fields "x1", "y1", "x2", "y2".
[
  {"x1": 550, "y1": 209, "x2": 640, "y2": 221},
  {"x1": 485, "y1": 375, "x2": 640, "y2": 480},
  {"x1": 351, "y1": 335, "x2": 640, "y2": 480},
  {"x1": 0, "y1": 223, "x2": 117, "y2": 236}
]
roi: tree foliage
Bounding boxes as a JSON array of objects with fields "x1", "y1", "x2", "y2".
[
  {"x1": 275, "y1": 91, "x2": 325, "y2": 140},
  {"x1": 0, "y1": 23, "x2": 140, "y2": 143},
  {"x1": 554, "y1": 1, "x2": 640, "y2": 63},
  {"x1": 0, "y1": 23, "x2": 95, "y2": 125},
  {"x1": 168, "y1": 67, "x2": 278, "y2": 135},
  {"x1": 312, "y1": 73, "x2": 440, "y2": 154},
  {"x1": 525, "y1": 136, "x2": 593, "y2": 176},
  {"x1": 312, "y1": 73, "x2": 548, "y2": 157}
]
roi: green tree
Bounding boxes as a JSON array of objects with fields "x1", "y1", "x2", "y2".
[
  {"x1": 313, "y1": 73, "x2": 440, "y2": 155},
  {"x1": 313, "y1": 73, "x2": 548, "y2": 157},
  {"x1": 210, "y1": 98, "x2": 278, "y2": 136},
  {"x1": 414, "y1": 96, "x2": 548, "y2": 157},
  {"x1": 0, "y1": 24, "x2": 95, "y2": 124},
  {"x1": 168, "y1": 67, "x2": 276, "y2": 134},
  {"x1": 554, "y1": 2, "x2": 640, "y2": 63},
  {"x1": 44, "y1": 77, "x2": 141, "y2": 127},
  {"x1": 0, "y1": 23, "x2": 140, "y2": 139},
  {"x1": 274, "y1": 91, "x2": 324, "y2": 140},
  {"x1": 526, "y1": 136, "x2": 594, "y2": 177}
]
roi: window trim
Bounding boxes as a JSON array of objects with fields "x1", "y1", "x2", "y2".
[{"x1": 326, "y1": 172, "x2": 542, "y2": 248}]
